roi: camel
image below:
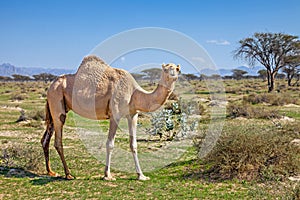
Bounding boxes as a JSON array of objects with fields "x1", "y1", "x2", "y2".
[{"x1": 41, "y1": 55, "x2": 180, "y2": 180}]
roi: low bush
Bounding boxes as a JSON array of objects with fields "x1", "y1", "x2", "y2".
[
  {"x1": 194, "y1": 123, "x2": 300, "y2": 181},
  {"x1": 244, "y1": 92, "x2": 298, "y2": 106},
  {"x1": 149, "y1": 99, "x2": 202, "y2": 140},
  {"x1": 28, "y1": 109, "x2": 45, "y2": 121},
  {"x1": 227, "y1": 103, "x2": 281, "y2": 119},
  {"x1": 16, "y1": 109, "x2": 45, "y2": 123},
  {"x1": 1, "y1": 144, "x2": 44, "y2": 173},
  {"x1": 10, "y1": 92, "x2": 27, "y2": 101}
]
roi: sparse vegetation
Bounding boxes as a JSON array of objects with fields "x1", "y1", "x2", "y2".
[
  {"x1": 244, "y1": 92, "x2": 298, "y2": 106},
  {"x1": 0, "y1": 79, "x2": 300, "y2": 199},
  {"x1": 227, "y1": 103, "x2": 281, "y2": 119},
  {"x1": 194, "y1": 121, "x2": 300, "y2": 181}
]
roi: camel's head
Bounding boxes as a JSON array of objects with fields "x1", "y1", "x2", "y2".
[{"x1": 162, "y1": 63, "x2": 181, "y2": 82}]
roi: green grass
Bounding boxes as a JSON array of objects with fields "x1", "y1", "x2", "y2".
[{"x1": 1, "y1": 80, "x2": 300, "y2": 199}]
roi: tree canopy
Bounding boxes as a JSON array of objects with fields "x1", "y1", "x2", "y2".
[
  {"x1": 231, "y1": 69, "x2": 248, "y2": 80},
  {"x1": 234, "y1": 32, "x2": 300, "y2": 92}
]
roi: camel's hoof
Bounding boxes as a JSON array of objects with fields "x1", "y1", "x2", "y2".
[
  {"x1": 65, "y1": 174, "x2": 75, "y2": 180},
  {"x1": 103, "y1": 176, "x2": 116, "y2": 181},
  {"x1": 48, "y1": 171, "x2": 59, "y2": 177},
  {"x1": 138, "y1": 175, "x2": 150, "y2": 181}
]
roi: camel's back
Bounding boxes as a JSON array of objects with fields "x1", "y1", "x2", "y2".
[
  {"x1": 75, "y1": 55, "x2": 110, "y2": 80},
  {"x1": 71, "y1": 55, "x2": 138, "y2": 118},
  {"x1": 74, "y1": 55, "x2": 137, "y2": 90}
]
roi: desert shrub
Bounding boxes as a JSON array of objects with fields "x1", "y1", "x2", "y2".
[
  {"x1": 16, "y1": 108, "x2": 45, "y2": 123},
  {"x1": 149, "y1": 99, "x2": 201, "y2": 140},
  {"x1": 195, "y1": 125, "x2": 300, "y2": 181},
  {"x1": 227, "y1": 103, "x2": 281, "y2": 119},
  {"x1": 28, "y1": 109, "x2": 45, "y2": 121},
  {"x1": 1, "y1": 144, "x2": 44, "y2": 173},
  {"x1": 244, "y1": 92, "x2": 298, "y2": 106},
  {"x1": 10, "y1": 92, "x2": 27, "y2": 101}
]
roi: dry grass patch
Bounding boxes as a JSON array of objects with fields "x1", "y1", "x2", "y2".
[{"x1": 194, "y1": 121, "x2": 300, "y2": 181}]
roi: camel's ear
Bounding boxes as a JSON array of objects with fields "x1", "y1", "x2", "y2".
[
  {"x1": 162, "y1": 63, "x2": 168, "y2": 72},
  {"x1": 176, "y1": 64, "x2": 181, "y2": 73}
]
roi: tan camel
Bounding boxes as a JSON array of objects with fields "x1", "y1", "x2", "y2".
[{"x1": 41, "y1": 55, "x2": 180, "y2": 180}]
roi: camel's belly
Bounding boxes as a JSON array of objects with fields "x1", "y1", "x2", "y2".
[{"x1": 70, "y1": 94, "x2": 110, "y2": 120}]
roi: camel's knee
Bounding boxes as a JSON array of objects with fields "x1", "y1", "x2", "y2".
[
  {"x1": 59, "y1": 114, "x2": 66, "y2": 124},
  {"x1": 54, "y1": 140, "x2": 63, "y2": 152},
  {"x1": 106, "y1": 140, "x2": 114, "y2": 152},
  {"x1": 130, "y1": 144, "x2": 138, "y2": 153}
]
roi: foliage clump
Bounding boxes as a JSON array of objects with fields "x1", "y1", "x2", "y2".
[
  {"x1": 1, "y1": 145, "x2": 44, "y2": 173},
  {"x1": 227, "y1": 103, "x2": 281, "y2": 119},
  {"x1": 244, "y1": 92, "x2": 298, "y2": 106},
  {"x1": 10, "y1": 92, "x2": 27, "y2": 101},
  {"x1": 149, "y1": 99, "x2": 203, "y2": 140},
  {"x1": 194, "y1": 123, "x2": 300, "y2": 181}
]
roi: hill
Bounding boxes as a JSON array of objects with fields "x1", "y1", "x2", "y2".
[{"x1": 0, "y1": 63, "x2": 75, "y2": 77}]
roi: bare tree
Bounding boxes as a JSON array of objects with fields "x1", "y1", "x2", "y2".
[{"x1": 234, "y1": 32, "x2": 300, "y2": 92}]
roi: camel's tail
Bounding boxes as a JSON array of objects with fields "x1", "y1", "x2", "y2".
[
  {"x1": 42, "y1": 101, "x2": 54, "y2": 145},
  {"x1": 45, "y1": 101, "x2": 53, "y2": 128}
]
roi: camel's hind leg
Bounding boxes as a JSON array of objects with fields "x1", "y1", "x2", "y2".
[
  {"x1": 41, "y1": 123, "x2": 57, "y2": 177},
  {"x1": 47, "y1": 94, "x2": 73, "y2": 180},
  {"x1": 53, "y1": 113, "x2": 74, "y2": 180}
]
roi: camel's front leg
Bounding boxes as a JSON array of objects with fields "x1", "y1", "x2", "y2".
[
  {"x1": 128, "y1": 114, "x2": 150, "y2": 181},
  {"x1": 104, "y1": 118, "x2": 119, "y2": 181}
]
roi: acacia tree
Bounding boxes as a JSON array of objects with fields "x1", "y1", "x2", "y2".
[
  {"x1": 231, "y1": 69, "x2": 247, "y2": 80},
  {"x1": 142, "y1": 68, "x2": 161, "y2": 84},
  {"x1": 33, "y1": 73, "x2": 57, "y2": 83},
  {"x1": 234, "y1": 32, "x2": 300, "y2": 92},
  {"x1": 282, "y1": 55, "x2": 300, "y2": 86},
  {"x1": 257, "y1": 69, "x2": 267, "y2": 81}
]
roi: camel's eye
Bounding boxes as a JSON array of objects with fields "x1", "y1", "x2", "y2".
[{"x1": 176, "y1": 68, "x2": 180, "y2": 72}]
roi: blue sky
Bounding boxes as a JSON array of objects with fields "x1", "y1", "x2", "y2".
[{"x1": 0, "y1": 0, "x2": 299, "y2": 73}]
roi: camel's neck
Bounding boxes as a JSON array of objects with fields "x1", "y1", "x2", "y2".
[{"x1": 132, "y1": 81, "x2": 175, "y2": 113}]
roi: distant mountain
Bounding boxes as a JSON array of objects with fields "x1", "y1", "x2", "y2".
[
  {"x1": 197, "y1": 66, "x2": 265, "y2": 76},
  {"x1": 0, "y1": 63, "x2": 75, "y2": 77},
  {"x1": 0, "y1": 62, "x2": 265, "y2": 78},
  {"x1": 236, "y1": 66, "x2": 265, "y2": 76}
]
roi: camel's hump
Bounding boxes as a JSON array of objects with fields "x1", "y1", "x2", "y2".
[
  {"x1": 76, "y1": 55, "x2": 111, "y2": 73},
  {"x1": 79, "y1": 55, "x2": 107, "y2": 67}
]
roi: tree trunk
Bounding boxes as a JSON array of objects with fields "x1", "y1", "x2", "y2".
[
  {"x1": 287, "y1": 76, "x2": 292, "y2": 87},
  {"x1": 268, "y1": 71, "x2": 277, "y2": 92},
  {"x1": 267, "y1": 70, "x2": 272, "y2": 92},
  {"x1": 287, "y1": 73, "x2": 295, "y2": 87}
]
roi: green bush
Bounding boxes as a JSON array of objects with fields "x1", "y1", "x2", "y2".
[{"x1": 149, "y1": 99, "x2": 201, "y2": 140}]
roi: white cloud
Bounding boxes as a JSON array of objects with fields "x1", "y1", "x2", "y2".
[
  {"x1": 191, "y1": 56, "x2": 205, "y2": 63},
  {"x1": 206, "y1": 39, "x2": 231, "y2": 46}
]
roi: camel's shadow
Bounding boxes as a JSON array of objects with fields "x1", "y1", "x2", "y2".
[
  {"x1": 0, "y1": 166, "x2": 66, "y2": 185},
  {"x1": 0, "y1": 166, "x2": 39, "y2": 178},
  {"x1": 30, "y1": 176, "x2": 66, "y2": 185}
]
